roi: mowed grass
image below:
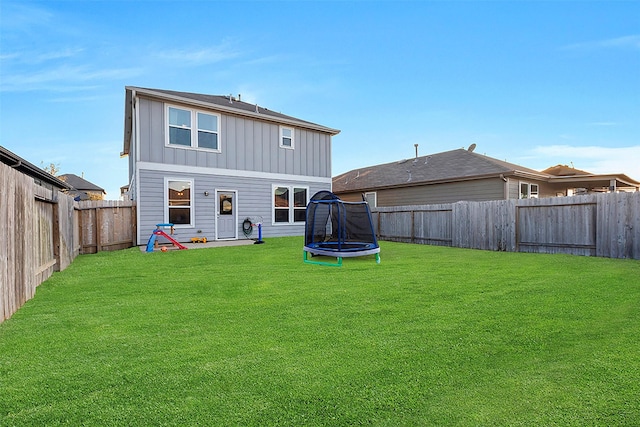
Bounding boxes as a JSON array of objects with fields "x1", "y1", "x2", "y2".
[{"x1": 1, "y1": 237, "x2": 639, "y2": 426}]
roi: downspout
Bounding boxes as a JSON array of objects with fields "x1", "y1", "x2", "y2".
[
  {"x1": 133, "y1": 89, "x2": 142, "y2": 245},
  {"x1": 501, "y1": 174, "x2": 509, "y2": 199}
]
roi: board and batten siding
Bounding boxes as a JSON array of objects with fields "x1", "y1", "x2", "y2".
[
  {"x1": 136, "y1": 97, "x2": 332, "y2": 178},
  {"x1": 136, "y1": 168, "x2": 329, "y2": 245}
]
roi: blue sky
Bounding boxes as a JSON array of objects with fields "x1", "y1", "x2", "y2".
[{"x1": 1, "y1": 0, "x2": 639, "y2": 199}]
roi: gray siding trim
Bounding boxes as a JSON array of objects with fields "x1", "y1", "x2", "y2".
[{"x1": 138, "y1": 161, "x2": 332, "y2": 184}]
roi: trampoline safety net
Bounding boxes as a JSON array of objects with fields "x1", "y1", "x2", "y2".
[{"x1": 303, "y1": 191, "x2": 380, "y2": 265}]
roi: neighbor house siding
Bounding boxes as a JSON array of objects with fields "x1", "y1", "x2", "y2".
[
  {"x1": 136, "y1": 168, "x2": 329, "y2": 245},
  {"x1": 336, "y1": 178, "x2": 505, "y2": 207},
  {"x1": 136, "y1": 96, "x2": 331, "y2": 178}
]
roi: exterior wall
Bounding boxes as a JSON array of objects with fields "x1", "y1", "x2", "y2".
[
  {"x1": 136, "y1": 97, "x2": 332, "y2": 178},
  {"x1": 508, "y1": 178, "x2": 568, "y2": 199},
  {"x1": 136, "y1": 168, "x2": 330, "y2": 245},
  {"x1": 336, "y1": 177, "x2": 506, "y2": 207}
]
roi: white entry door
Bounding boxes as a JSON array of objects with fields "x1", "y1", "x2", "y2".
[{"x1": 216, "y1": 190, "x2": 238, "y2": 240}]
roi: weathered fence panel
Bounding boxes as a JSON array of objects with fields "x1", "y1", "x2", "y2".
[
  {"x1": 57, "y1": 192, "x2": 79, "y2": 271},
  {"x1": 1, "y1": 163, "x2": 35, "y2": 322},
  {"x1": 454, "y1": 200, "x2": 516, "y2": 251},
  {"x1": 516, "y1": 195, "x2": 597, "y2": 256},
  {"x1": 373, "y1": 192, "x2": 639, "y2": 260},
  {"x1": 1, "y1": 161, "x2": 137, "y2": 323},
  {"x1": 596, "y1": 192, "x2": 640, "y2": 259},
  {"x1": 373, "y1": 204, "x2": 454, "y2": 246},
  {"x1": 33, "y1": 186, "x2": 57, "y2": 285},
  {"x1": 77, "y1": 200, "x2": 136, "y2": 254}
]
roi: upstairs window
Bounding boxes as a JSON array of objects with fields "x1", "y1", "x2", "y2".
[
  {"x1": 273, "y1": 185, "x2": 307, "y2": 224},
  {"x1": 167, "y1": 106, "x2": 220, "y2": 151},
  {"x1": 280, "y1": 126, "x2": 294, "y2": 149},
  {"x1": 519, "y1": 182, "x2": 539, "y2": 199},
  {"x1": 168, "y1": 107, "x2": 192, "y2": 146},
  {"x1": 197, "y1": 112, "x2": 218, "y2": 150}
]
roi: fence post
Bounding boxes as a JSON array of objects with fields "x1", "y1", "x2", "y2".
[
  {"x1": 96, "y1": 207, "x2": 102, "y2": 253},
  {"x1": 52, "y1": 198, "x2": 61, "y2": 271}
]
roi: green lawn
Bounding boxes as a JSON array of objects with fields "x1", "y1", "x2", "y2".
[{"x1": 1, "y1": 237, "x2": 639, "y2": 426}]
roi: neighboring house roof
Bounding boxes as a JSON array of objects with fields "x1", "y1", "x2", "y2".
[
  {"x1": 542, "y1": 164, "x2": 639, "y2": 188},
  {"x1": 122, "y1": 86, "x2": 340, "y2": 156},
  {"x1": 0, "y1": 145, "x2": 71, "y2": 191},
  {"x1": 543, "y1": 164, "x2": 592, "y2": 176},
  {"x1": 59, "y1": 174, "x2": 106, "y2": 194},
  {"x1": 333, "y1": 148, "x2": 548, "y2": 193}
]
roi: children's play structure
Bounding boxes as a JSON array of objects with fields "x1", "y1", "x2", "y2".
[
  {"x1": 146, "y1": 223, "x2": 188, "y2": 252},
  {"x1": 303, "y1": 191, "x2": 380, "y2": 266}
]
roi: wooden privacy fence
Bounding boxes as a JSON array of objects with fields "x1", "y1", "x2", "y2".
[
  {"x1": 372, "y1": 192, "x2": 640, "y2": 260},
  {"x1": 1, "y1": 161, "x2": 136, "y2": 322}
]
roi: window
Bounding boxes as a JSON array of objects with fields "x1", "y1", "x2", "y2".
[
  {"x1": 273, "y1": 185, "x2": 307, "y2": 223},
  {"x1": 519, "y1": 182, "x2": 539, "y2": 199},
  {"x1": 197, "y1": 112, "x2": 218, "y2": 150},
  {"x1": 364, "y1": 191, "x2": 377, "y2": 208},
  {"x1": 167, "y1": 106, "x2": 220, "y2": 151},
  {"x1": 166, "y1": 179, "x2": 193, "y2": 226},
  {"x1": 280, "y1": 126, "x2": 294, "y2": 149},
  {"x1": 168, "y1": 107, "x2": 191, "y2": 146}
]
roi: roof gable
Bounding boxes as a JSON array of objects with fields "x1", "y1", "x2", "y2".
[{"x1": 333, "y1": 149, "x2": 547, "y2": 192}]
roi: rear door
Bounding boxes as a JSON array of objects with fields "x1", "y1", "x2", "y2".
[{"x1": 216, "y1": 190, "x2": 237, "y2": 240}]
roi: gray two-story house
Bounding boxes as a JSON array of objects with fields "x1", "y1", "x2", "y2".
[{"x1": 122, "y1": 87, "x2": 339, "y2": 245}]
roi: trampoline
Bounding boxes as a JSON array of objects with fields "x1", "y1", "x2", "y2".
[{"x1": 303, "y1": 191, "x2": 380, "y2": 266}]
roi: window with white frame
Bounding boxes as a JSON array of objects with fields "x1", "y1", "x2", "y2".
[
  {"x1": 364, "y1": 191, "x2": 377, "y2": 208},
  {"x1": 273, "y1": 185, "x2": 307, "y2": 223},
  {"x1": 519, "y1": 182, "x2": 539, "y2": 199},
  {"x1": 167, "y1": 106, "x2": 220, "y2": 151},
  {"x1": 280, "y1": 126, "x2": 294, "y2": 149},
  {"x1": 166, "y1": 179, "x2": 193, "y2": 226}
]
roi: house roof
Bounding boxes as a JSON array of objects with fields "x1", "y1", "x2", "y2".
[
  {"x1": 542, "y1": 164, "x2": 639, "y2": 188},
  {"x1": 542, "y1": 164, "x2": 592, "y2": 176},
  {"x1": 332, "y1": 148, "x2": 548, "y2": 193},
  {"x1": 122, "y1": 86, "x2": 340, "y2": 156},
  {"x1": 0, "y1": 145, "x2": 71, "y2": 190},
  {"x1": 59, "y1": 173, "x2": 106, "y2": 193}
]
